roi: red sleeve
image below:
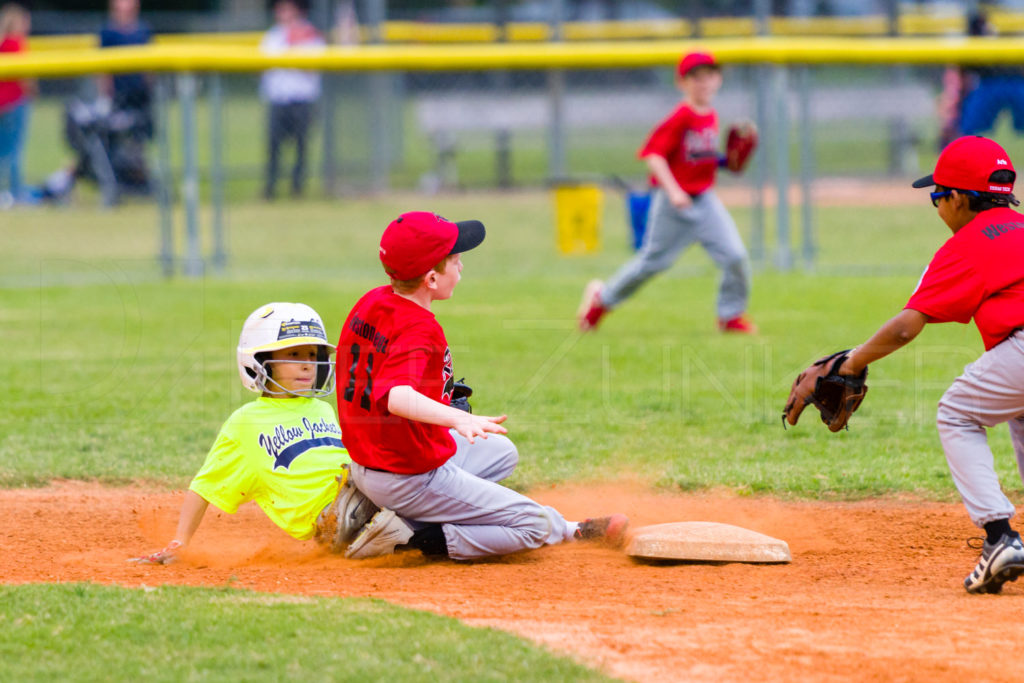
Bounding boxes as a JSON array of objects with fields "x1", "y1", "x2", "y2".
[
  {"x1": 639, "y1": 106, "x2": 688, "y2": 159},
  {"x1": 905, "y1": 246, "x2": 984, "y2": 324},
  {"x1": 371, "y1": 324, "x2": 435, "y2": 403}
]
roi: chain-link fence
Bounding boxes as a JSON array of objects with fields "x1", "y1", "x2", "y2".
[
  {"x1": 16, "y1": 63, "x2": 952, "y2": 197},
  {"x1": 9, "y1": 10, "x2": 1024, "y2": 277}
]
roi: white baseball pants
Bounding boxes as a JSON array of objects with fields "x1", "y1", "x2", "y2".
[{"x1": 937, "y1": 330, "x2": 1024, "y2": 527}]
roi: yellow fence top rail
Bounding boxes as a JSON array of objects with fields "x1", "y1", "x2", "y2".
[{"x1": 6, "y1": 37, "x2": 1024, "y2": 79}]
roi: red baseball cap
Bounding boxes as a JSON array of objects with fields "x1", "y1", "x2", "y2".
[
  {"x1": 678, "y1": 51, "x2": 718, "y2": 78},
  {"x1": 379, "y1": 211, "x2": 486, "y2": 280},
  {"x1": 912, "y1": 135, "x2": 1016, "y2": 194}
]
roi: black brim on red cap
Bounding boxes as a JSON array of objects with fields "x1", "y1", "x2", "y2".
[
  {"x1": 450, "y1": 220, "x2": 486, "y2": 255},
  {"x1": 911, "y1": 174, "x2": 935, "y2": 188}
]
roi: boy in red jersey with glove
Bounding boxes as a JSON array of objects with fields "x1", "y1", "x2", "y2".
[
  {"x1": 579, "y1": 51, "x2": 756, "y2": 334},
  {"x1": 337, "y1": 211, "x2": 628, "y2": 560},
  {"x1": 830, "y1": 136, "x2": 1024, "y2": 594}
]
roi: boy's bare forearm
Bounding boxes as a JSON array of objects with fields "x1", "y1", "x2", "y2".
[
  {"x1": 131, "y1": 490, "x2": 209, "y2": 564},
  {"x1": 843, "y1": 308, "x2": 929, "y2": 374},
  {"x1": 388, "y1": 385, "x2": 507, "y2": 443},
  {"x1": 173, "y1": 490, "x2": 210, "y2": 546},
  {"x1": 388, "y1": 385, "x2": 465, "y2": 428}
]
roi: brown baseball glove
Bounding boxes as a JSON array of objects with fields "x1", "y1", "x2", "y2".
[
  {"x1": 724, "y1": 121, "x2": 758, "y2": 173},
  {"x1": 783, "y1": 350, "x2": 868, "y2": 432}
]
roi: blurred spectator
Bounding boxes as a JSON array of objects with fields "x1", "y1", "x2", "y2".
[
  {"x1": 96, "y1": 0, "x2": 153, "y2": 197},
  {"x1": 0, "y1": 2, "x2": 34, "y2": 208},
  {"x1": 939, "y1": 11, "x2": 1024, "y2": 149},
  {"x1": 99, "y1": 0, "x2": 152, "y2": 138},
  {"x1": 936, "y1": 64, "x2": 965, "y2": 151},
  {"x1": 331, "y1": 0, "x2": 359, "y2": 46},
  {"x1": 260, "y1": 0, "x2": 324, "y2": 200}
]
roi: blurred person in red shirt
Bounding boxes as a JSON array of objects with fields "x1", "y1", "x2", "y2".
[{"x1": 0, "y1": 3, "x2": 34, "y2": 207}]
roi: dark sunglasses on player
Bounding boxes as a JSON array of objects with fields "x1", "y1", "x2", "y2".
[{"x1": 930, "y1": 189, "x2": 980, "y2": 207}]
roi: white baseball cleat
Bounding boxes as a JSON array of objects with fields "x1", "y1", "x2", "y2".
[
  {"x1": 345, "y1": 508, "x2": 414, "y2": 560},
  {"x1": 964, "y1": 532, "x2": 1024, "y2": 594}
]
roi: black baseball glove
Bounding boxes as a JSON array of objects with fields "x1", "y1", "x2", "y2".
[{"x1": 451, "y1": 378, "x2": 473, "y2": 413}]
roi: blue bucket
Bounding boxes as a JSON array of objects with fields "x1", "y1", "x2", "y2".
[{"x1": 627, "y1": 191, "x2": 651, "y2": 251}]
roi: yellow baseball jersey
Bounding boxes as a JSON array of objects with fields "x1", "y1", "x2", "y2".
[{"x1": 190, "y1": 397, "x2": 349, "y2": 540}]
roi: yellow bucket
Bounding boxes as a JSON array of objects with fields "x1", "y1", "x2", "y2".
[{"x1": 553, "y1": 184, "x2": 603, "y2": 254}]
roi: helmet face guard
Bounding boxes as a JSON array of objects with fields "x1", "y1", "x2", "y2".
[
  {"x1": 237, "y1": 303, "x2": 336, "y2": 398},
  {"x1": 253, "y1": 345, "x2": 336, "y2": 398}
]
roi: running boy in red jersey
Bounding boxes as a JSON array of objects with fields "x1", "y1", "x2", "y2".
[
  {"x1": 578, "y1": 51, "x2": 756, "y2": 334},
  {"x1": 834, "y1": 136, "x2": 1024, "y2": 594},
  {"x1": 337, "y1": 211, "x2": 628, "y2": 560}
]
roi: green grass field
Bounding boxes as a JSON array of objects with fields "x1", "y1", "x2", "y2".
[
  {"x1": 2, "y1": 191, "x2": 1012, "y2": 495},
  {"x1": 0, "y1": 191, "x2": 1011, "y2": 491},
  {"x1": 0, "y1": 584, "x2": 613, "y2": 681},
  {"x1": 3, "y1": 190, "x2": 1020, "y2": 680}
]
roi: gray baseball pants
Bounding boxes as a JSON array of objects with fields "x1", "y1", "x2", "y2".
[
  {"x1": 349, "y1": 431, "x2": 574, "y2": 560},
  {"x1": 936, "y1": 330, "x2": 1024, "y2": 527},
  {"x1": 601, "y1": 188, "x2": 752, "y2": 321}
]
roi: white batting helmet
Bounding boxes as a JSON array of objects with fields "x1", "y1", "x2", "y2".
[{"x1": 237, "y1": 302, "x2": 335, "y2": 397}]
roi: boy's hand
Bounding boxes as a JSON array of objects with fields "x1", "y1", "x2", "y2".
[
  {"x1": 667, "y1": 188, "x2": 692, "y2": 210},
  {"x1": 452, "y1": 413, "x2": 508, "y2": 443},
  {"x1": 128, "y1": 540, "x2": 182, "y2": 565}
]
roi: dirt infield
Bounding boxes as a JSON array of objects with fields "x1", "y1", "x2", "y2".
[{"x1": 4, "y1": 481, "x2": 1022, "y2": 682}]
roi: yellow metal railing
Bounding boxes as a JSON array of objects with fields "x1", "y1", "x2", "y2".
[{"x1": 6, "y1": 36, "x2": 1024, "y2": 79}]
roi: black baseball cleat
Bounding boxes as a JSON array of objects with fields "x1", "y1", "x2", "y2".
[
  {"x1": 575, "y1": 514, "x2": 629, "y2": 547},
  {"x1": 964, "y1": 532, "x2": 1024, "y2": 594}
]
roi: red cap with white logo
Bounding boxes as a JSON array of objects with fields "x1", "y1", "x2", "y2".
[{"x1": 912, "y1": 136, "x2": 1016, "y2": 194}]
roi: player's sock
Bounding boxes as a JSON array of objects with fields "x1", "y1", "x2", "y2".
[
  {"x1": 984, "y1": 518, "x2": 1013, "y2": 545},
  {"x1": 399, "y1": 525, "x2": 449, "y2": 558},
  {"x1": 567, "y1": 522, "x2": 580, "y2": 538}
]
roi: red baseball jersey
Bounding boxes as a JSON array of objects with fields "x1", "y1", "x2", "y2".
[
  {"x1": 906, "y1": 206, "x2": 1024, "y2": 350},
  {"x1": 638, "y1": 102, "x2": 719, "y2": 196},
  {"x1": 336, "y1": 285, "x2": 456, "y2": 474}
]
